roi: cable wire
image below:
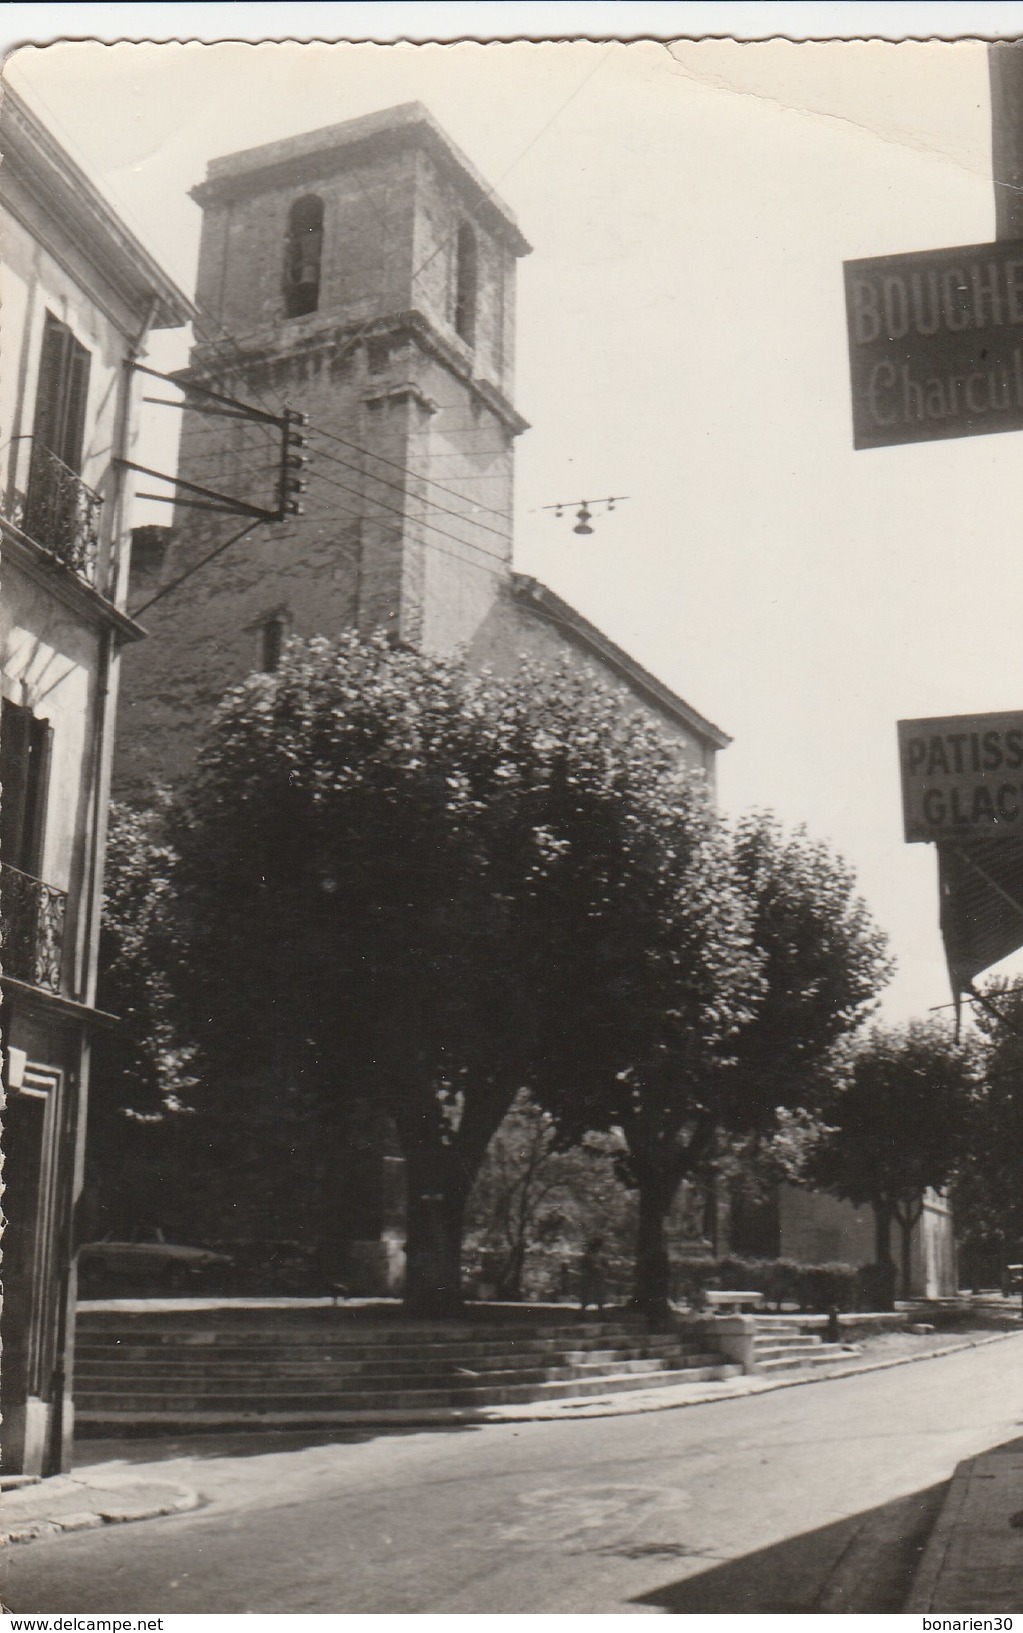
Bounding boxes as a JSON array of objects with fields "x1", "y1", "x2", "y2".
[
  {"x1": 131, "y1": 519, "x2": 262, "y2": 618},
  {"x1": 305, "y1": 462, "x2": 509, "y2": 567}
]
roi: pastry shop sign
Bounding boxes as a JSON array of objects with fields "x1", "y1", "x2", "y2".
[
  {"x1": 898, "y1": 711, "x2": 1023, "y2": 843},
  {"x1": 845, "y1": 239, "x2": 1023, "y2": 448}
]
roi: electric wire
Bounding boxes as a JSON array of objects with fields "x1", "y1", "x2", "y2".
[
  {"x1": 130, "y1": 519, "x2": 262, "y2": 618},
  {"x1": 302, "y1": 439, "x2": 512, "y2": 543},
  {"x1": 304, "y1": 462, "x2": 509, "y2": 567},
  {"x1": 304, "y1": 420, "x2": 515, "y2": 526}
]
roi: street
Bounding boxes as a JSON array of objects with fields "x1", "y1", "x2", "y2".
[{"x1": 4, "y1": 1334, "x2": 1023, "y2": 1614}]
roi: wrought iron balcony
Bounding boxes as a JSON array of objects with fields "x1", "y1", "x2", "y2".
[
  {"x1": 8, "y1": 439, "x2": 103, "y2": 586},
  {"x1": 0, "y1": 864, "x2": 67, "y2": 994}
]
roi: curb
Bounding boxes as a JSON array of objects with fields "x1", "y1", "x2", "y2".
[
  {"x1": 902, "y1": 1454, "x2": 977, "y2": 1613},
  {"x1": 902, "y1": 1437, "x2": 1023, "y2": 1613},
  {"x1": 0, "y1": 1481, "x2": 200, "y2": 1548}
]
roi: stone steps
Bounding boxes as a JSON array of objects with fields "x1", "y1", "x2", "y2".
[
  {"x1": 751, "y1": 1324, "x2": 850, "y2": 1373},
  {"x1": 77, "y1": 1314, "x2": 642, "y2": 1342},
  {"x1": 74, "y1": 1329, "x2": 659, "y2": 1354},
  {"x1": 74, "y1": 1362, "x2": 740, "y2": 1419},
  {"x1": 74, "y1": 1336, "x2": 701, "y2": 1366},
  {"x1": 75, "y1": 1339, "x2": 705, "y2": 1378},
  {"x1": 73, "y1": 1309, "x2": 740, "y2": 1427},
  {"x1": 755, "y1": 1350, "x2": 848, "y2": 1372},
  {"x1": 75, "y1": 1348, "x2": 723, "y2": 1383}
]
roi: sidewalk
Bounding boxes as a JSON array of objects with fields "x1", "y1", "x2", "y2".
[
  {"x1": 906, "y1": 1438, "x2": 1023, "y2": 1612},
  {"x1": 0, "y1": 1471, "x2": 199, "y2": 1547}
]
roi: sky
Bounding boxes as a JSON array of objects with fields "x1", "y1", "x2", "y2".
[{"x1": 5, "y1": 6, "x2": 1023, "y2": 1024}]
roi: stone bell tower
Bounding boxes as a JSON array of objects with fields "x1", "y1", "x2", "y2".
[{"x1": 115, "y1": 103, "x2": 531, "y2": 795}]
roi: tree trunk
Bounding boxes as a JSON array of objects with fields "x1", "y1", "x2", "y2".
[
  {"x1": 402, "y1": 1149, "x2": 467, "y2": 1317},
  {"x1": 872, "y1": 1201, "x2": 897, "y2": 1311},
  {"x1": 396, "y1": 1089, "x2": 512, "y2": 1318},
  {"x1": 633, "y1": 1166, "x2": 677, "y2": 1327},
  {"x1": 497, "y1": 1239, "x2": 526, "y2": 1302},
  {"x1": 895, "y1": 1201, "x2": 923, "y2": 1302}
]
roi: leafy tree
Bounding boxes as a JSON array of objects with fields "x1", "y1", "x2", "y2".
[
  {"x1": 812, "y1": 1018, "x2": 978, "y2": 1304},
  {"x1": 724, "y1": 813, "x2": 895, "y2": 1126},
  {"x1": 719, "y1": 1108, "x2": 828, "y2": 1210},
  {"x1": 95, "y1": 640, "x2": 892, "y2": 1325},
  {"x1": 527, "y1": 780, "x2": 765, "y2": 1320},
  {"x1": 951, "y1": 979, "x2": 1023, "y2": 1279},
  {"x1": 84, "y1": 803, "x2": 197, "y2": 1242},
  {"x1": 533, "y1": 812, "x2": 891, "y2": 1321},
  {"x1": 162, "y1": 634, "x2": 757, "y2": 1316},
  {"x1": 93, "y1": 802, "x2": 193, "y2": 1115},
  {"x1": 464, "y1": 1091, "x2": 635, "y2": 1300}
]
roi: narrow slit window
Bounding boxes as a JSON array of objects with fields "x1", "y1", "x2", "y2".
[
  {"x1": 283, "y1": 195, "x2": 324, "y2": 318},
  {"x1": 454, "y1": 223, "x2": 478, "y2": 347}
]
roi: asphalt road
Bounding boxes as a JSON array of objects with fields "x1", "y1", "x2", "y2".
[{"x1": 6, "y1": 1335, "x2": 1023, "y2": 1615}]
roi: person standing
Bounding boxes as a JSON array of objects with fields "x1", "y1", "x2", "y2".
[{"x1": 579, "y1": 1237, "x2": 607, "y2": 1315}]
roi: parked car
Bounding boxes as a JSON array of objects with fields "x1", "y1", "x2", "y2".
[{"x1": 78, "y1": 1233, "x2": 233, "y2": 1292}]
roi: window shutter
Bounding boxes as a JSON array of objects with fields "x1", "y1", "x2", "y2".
[
  {"x1": 32, "y1": 314, "x2": 69, "y2": 458},
  {"x1": 23, "y1": 717, "x2": 53, "y2": 878},
  {"x1": 0, "y1": 702, "x2": 52, "y2": 876},
  {"x1": 32, "y1": 313, "x2": 91, "y2": 473},
  {"x1": 61, "y1": 339, "x2": 91, "y2": 474},
  {"x1": 1, "y1": 700, "x2": 33, "y2": 871}
]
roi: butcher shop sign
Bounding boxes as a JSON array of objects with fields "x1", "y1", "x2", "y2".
[{"x1": 845, "y1": 239, "x2": 1023, "y2": 449}]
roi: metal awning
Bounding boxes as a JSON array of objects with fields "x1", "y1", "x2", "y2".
[{"x1": 939, "y1": 837, "x2": 1023, "y2": 999}]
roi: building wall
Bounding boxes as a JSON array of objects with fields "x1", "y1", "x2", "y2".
[
  {"x1": 113, "y1": 327, "x2": 521, "y2": 797},
  {"x1": 0, "y1": 560, "x2": 102, "y2": 1000},
  {"x1": 410, "y1": 147, "x2": 514, "y2": 393},
  {"x1": 912, "y1": 1189, "x2": 957, "y2": 1300},
  {"x1": 776, "y1": 1183, "x2": 957, "y2": 1299},
  {"x1": 990, "y1": 43, "x2": 1023, "y2": 240},
  {"x1": 0, "y1": 88, "x2": 189, "y2": 1475},
  {"x1": 0, "y1": 205, "x2": 140, "y2": 604},
  {"x1": 470, "y1": 588, "x2": 720, "y2": 787},
  {"x1": 778, "y1": 1183, "x2": 875, "y2": 1269}
]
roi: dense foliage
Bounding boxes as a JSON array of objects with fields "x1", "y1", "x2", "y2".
[
  {"x1": 529, "y1": 809, "x2": 892, "y2": 1317},
  {"x1": 464, "y1": 1091, "x2": 636, "y2": 1301},
  {"x1": 951, "y1": 979, "x2": 1023, "y2": 1277},
  {"x1": 811, "y1": 1018, "x2": 978, "y2": 1304},
  {"x1": 93, "y1": 633, "x2": 895, "y2": 1315},
  {"x1": 725, "y1": 813, "x2": 895, "y2": 1122},
  {"x1": 157, "y1": 635, "x2": 770, "y2": 1312},
  {"x1": 85, "y1": 803, "x2": 196, "y2": 1242}
]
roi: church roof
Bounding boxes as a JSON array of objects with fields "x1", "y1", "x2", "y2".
[{"x1": 509, "y1": 573, "x2": 731, "y2": 750}]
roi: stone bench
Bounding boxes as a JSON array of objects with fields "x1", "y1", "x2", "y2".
[{"x1": 701, "y1": 1289, "x2": 765, "y2": 1313}]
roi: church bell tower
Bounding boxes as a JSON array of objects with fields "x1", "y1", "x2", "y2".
[{"x1": 116, "y1": 103, "x2": 531, "y2": 794}]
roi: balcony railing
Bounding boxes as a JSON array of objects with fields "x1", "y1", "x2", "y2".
[
  {"x1": 0, "y1": 864, "x2": 67, "y2": 994},
  {"x1": 8, "y1": 439, "x2": 103, "y2": 586}
]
